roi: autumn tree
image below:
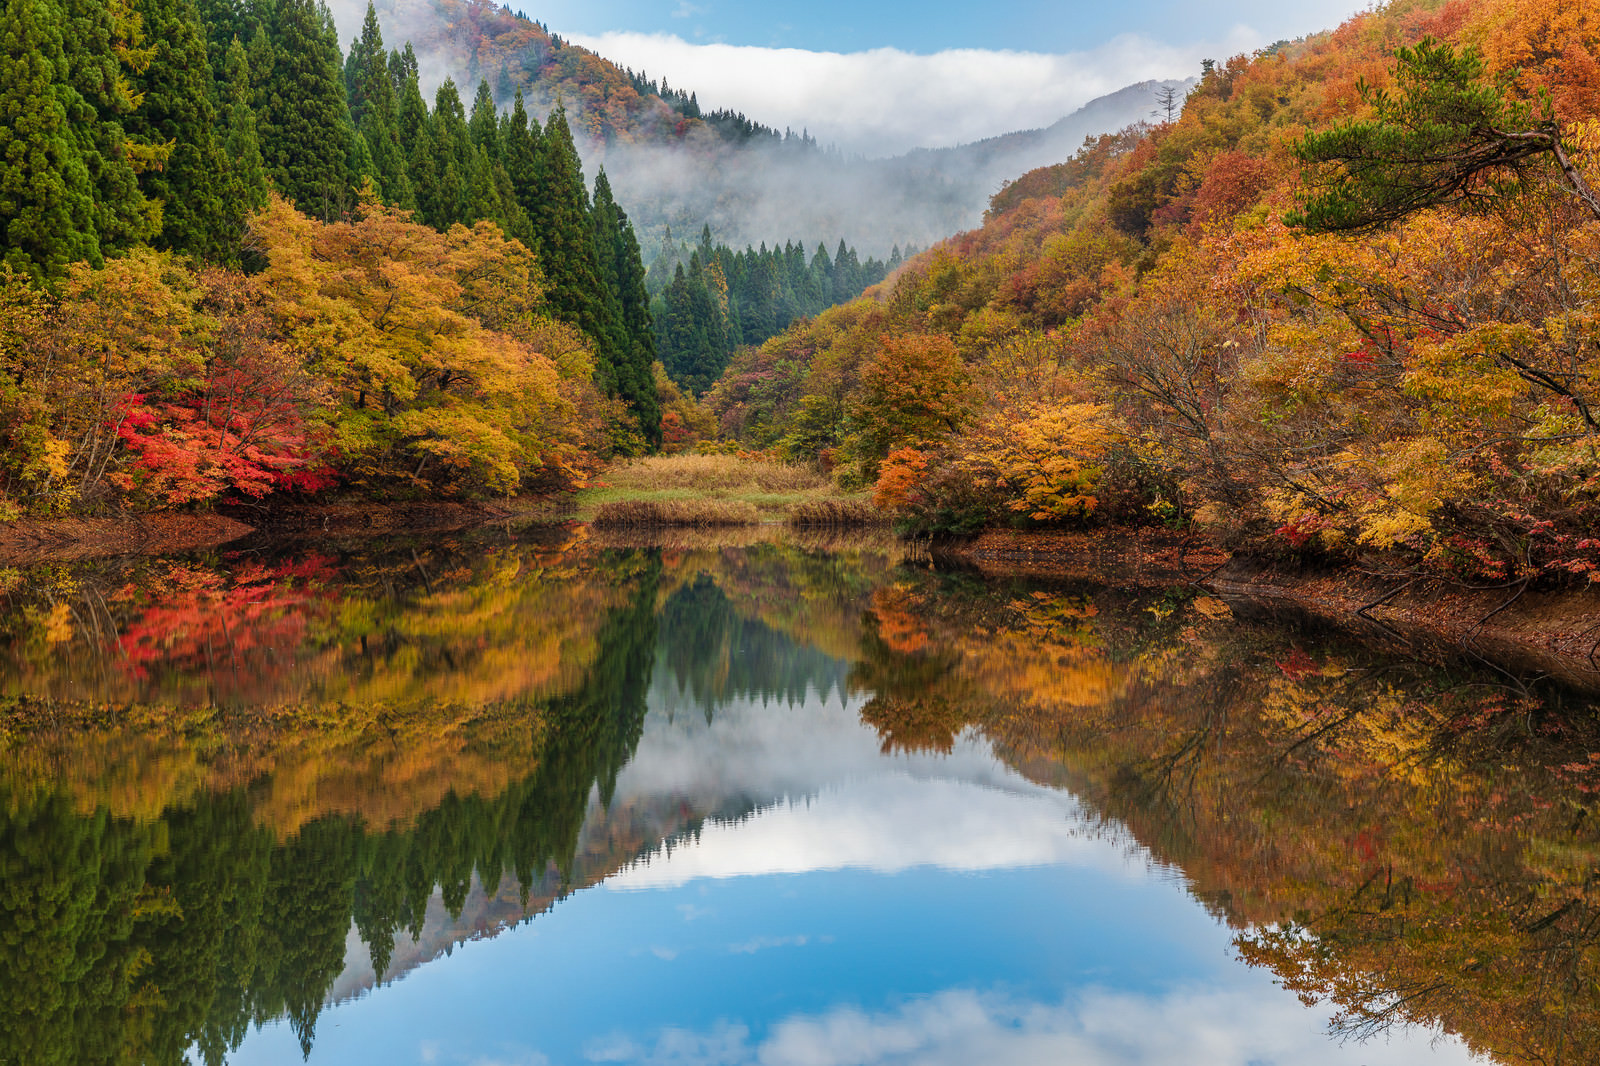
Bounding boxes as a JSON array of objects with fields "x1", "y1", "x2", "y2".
[
  {"x1": 249, "y1": 194, "x2": 592, "y2": 496},
  {"x1": 846, "y1": 333, "x2": 970, "y2": 471}
]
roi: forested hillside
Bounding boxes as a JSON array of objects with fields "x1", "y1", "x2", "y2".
[
  {"x1": 0, "y1": 0, "x2": 892, "y2": 515},
  {"x1": 716, "y1": 0, "x2": 1600, "y2": 583},
  {"x1": 647, "y1": 226, "x2": 907, "y2": 396}
]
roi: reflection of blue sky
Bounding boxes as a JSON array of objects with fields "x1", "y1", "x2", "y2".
[{"x1": 228, "y1": 692, "x2": 1481, "y2": 1066}]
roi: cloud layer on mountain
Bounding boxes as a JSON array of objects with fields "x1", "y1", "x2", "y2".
[{"x1": 567, "y1": 28, "x2": 1262, "y2": 157}]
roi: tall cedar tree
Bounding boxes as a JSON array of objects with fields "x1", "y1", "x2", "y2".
[
  {"x1": 469, "y1": 79, "x2": 529, "y2": 243},
  {"x1": 127, "y1": 0, "x2": 238, "y2": 264},
  {"x1": 390, "y1": 44, "x2": 426, "y2": 147},
  {"x1": 218, "y1": 35, "x2": 268, "y2": 214},
  {"x1": 658, "y1": 258, "x2": 728, "y2": 395},
  {"x1": 61, "y1": 0, "x2": 162, "y2": 255},
  {"x1": 592, "y1": 169, "x2": 661, "y2": 444},
  {"x1": 501, "y1": 89, "x2": 541, "y2": 214},
  {"x1": 257, "y1": 0, "x2": 354, "y2": 218},
  {"x1": 415, "y1": 79, "x2": 502, "y2": 229},
  {"x1": 528, "y1": 109, "x2": 629, "y2": 405},
  {"x1": 0, "y1": 0, "x2": 99, "y2": 279},
  {"x1": 344, "y1": 2, "x2": 410, "y2": 207}
]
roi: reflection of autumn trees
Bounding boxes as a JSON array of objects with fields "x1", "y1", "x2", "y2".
[
  {"x1": 0, "y1": 552, "x2": 664, "y2": 1066},
  {"x1": 0, "y1": 538, "x2": 898, "y2": 1065},
  {"x1": 853, "y1": 569, "x2": 1600, "y2": 1064},
  {"x1": 0, "y1": 530, "x2": 649, "y2": 830}
]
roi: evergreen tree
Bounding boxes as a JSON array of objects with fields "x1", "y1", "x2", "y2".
[
  {"x1": 257, "y1": 0, "x2": 354, "y2": 218},
  {"x1": 127, "y1": 0, "x2": 237, "y2": 263},
  {"x1": 501, "y1": 89, "x2": 540, "y2": 218},
  {"x1": 831, "y1": 237, "x2": 859, "y2": 304},
  {"x1": 60, "y1": 0, "x2": 161, "y2": 255},
  {"x1": 468, "y1": 79, "x2": 501, "y2": 164},
  {"x1": 592, "y1": 169, "x2": 660, "y2": 445},
  {"x1": 466, "y1": 78, "x2": 527, "y2": 240},
  {"x1": 0, "y1": 0, "x2": 99, "y2": 279},
  {"x1": 408, "y1": 107, "x2": 452, "y2": 229},
  {"x1": 422, "y1": 78, "x2": 501, "y2": 228},
  {"x1": 656, "y1": 260, "x2": 729, "y2": 395},
  {"x1": 344, "y1": 1, "x2": 409, "y2": 206},
  {"x1": 245, "y1": 18, "x2": 274, "y2": 102},
  {"x1": 390, "y1": 44, "x2": 425, "y2": 146},
  {"x1": 530, "y1": 108, "x2": 626, "y2": 396},
  {"x1": 218, "y1": 36, "x2": 268, "y2": 213}
]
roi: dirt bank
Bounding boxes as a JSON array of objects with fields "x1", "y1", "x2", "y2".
[
  {"x1": 0, "y1": 513, "x2": 257, "y2": 565},
  {"x1": 1206, "y1": 557, "x2": 1600, "y2": 692},
  {"x1": 950, "y1": 528, "x2": 1600, "y2": 692},
  {"x1": 0, "y1": 499, "x2": 567, "y2": 565}
]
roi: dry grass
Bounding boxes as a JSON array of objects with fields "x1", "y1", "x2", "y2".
[
  {"x1": 574, "y1": 453, "x2": 876, "y2": 526},
  {"x1": 598, "y1": 454, "x2": 831, "y2": 494},
  {"x1": 786, "y1": 498, "x2": 886, "y2": 528},
  {"x1": 587, "y1": 523, "x2": 904, "y2": 555}
]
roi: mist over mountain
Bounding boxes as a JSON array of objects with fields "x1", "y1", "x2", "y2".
[
  {"x1": 593, "y1": 79, "x2": 1193, "y2": 258},
  {"x1": 326, "y1": 0, "x2": 1190, "y2": 256}
]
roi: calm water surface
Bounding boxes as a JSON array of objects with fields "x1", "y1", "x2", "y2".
[{"x1": 2, "y1": 525, "x2": 1595, "y2": 1064}]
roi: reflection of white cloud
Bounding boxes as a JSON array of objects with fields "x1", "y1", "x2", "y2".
[
  {"x1": 616, "y1": 690, "x2": 1064, "y2": 812},
  {"x1": 465, "y1": 1049, "x2": 550, "y2": 1066},
  {"x1": 728, "y1": 934, "x2": 810, "y2": 955},
  {"x1": 567, "y1": 31, "x2": 1264, "y2": 156},
  {"x1": 610, "y1": 691, "x2": 1158, "y2": 889},
  {"x1": 590, "y1": 986, "x2": 1479, "y2": 1065},
  {"x1": 608, "y1": 773, "x2": 1152, "y2": 889}
]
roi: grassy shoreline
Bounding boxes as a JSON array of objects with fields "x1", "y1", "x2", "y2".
[{"x1": 573, "y1": 454, "x2": 884, "y2": 529}]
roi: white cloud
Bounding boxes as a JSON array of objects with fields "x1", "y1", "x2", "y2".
[
  {"x1": 585, "y1": 985, "x2": 1480, "y2": 1066},
  {"x1": 566, "y1": 30, "x2": 1266, "y2": 156}
]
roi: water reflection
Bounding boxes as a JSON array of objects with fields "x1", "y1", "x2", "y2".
[{"x1": 0, "y1": 529, "x2": 1594, "y2": 1063}]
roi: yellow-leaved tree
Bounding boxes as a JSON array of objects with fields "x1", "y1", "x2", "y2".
[{"x1": 250, "y1": 194, "x2": 601, "y2": 496}]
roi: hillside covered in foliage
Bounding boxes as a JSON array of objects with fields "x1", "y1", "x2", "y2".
[
  {"x1": 0, "y1": 0, "x2": 895, "y2": 516},
  {"x1": 713, "y1": 0, "x2": 1600, "y2": 584}
]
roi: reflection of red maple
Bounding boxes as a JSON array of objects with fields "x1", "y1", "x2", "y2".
[
  {"x1": 111, "y1": 556, "x2": 338, "y2": 697},
  {"x1": 1274, "y1": 647, "x2": 1319, "y2": 681}
]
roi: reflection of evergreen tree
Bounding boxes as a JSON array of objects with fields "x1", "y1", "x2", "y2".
[
  {"x1": 0, "y1": 792, "x2": 158, "y2": 1066},
  {"x1": 251, "y1": 817, "x2": 361, "y2": 1058},
  {"x1": 655, "y1": 571, "x2": 852, "y2": 716},
  {"x1": 141, "y1": 793, "x2": 274, "y2": 1066},
  {"x1": 517, "y1": 551, "x2": 660, "y2": 878}
]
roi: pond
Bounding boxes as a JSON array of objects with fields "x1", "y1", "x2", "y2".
[{"x1": 1, "y1": 524, "x2": 1595, "y2": 1064}]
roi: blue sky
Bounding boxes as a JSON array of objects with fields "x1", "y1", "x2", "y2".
[{"x1": 529, "y1": 0, "x2": 1364, "y2": 55}]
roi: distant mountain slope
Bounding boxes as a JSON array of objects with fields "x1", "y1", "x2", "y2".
[
  {"x1": 885, "y1": 79, "x2": 1197, "y2": 209},
  {"x1": 342, "y1": 0, "x2": 1191, "y2": 255}
]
